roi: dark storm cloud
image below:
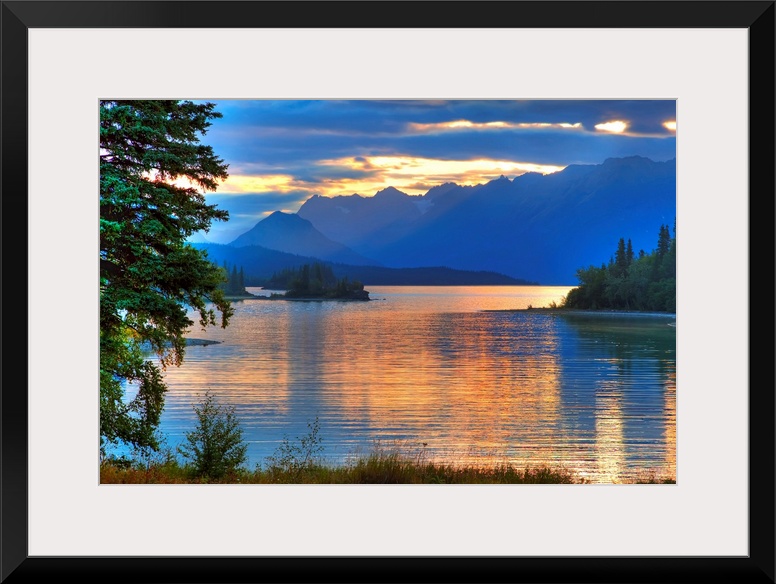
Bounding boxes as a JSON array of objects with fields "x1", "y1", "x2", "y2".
[
  {"x1": 204, "y1": 99, "x2": 675, "y2": 173},
  {"x1": 441, "y1": 100, "x2": 676, "y2": 133},
  {"x1": 390, "y1": 130, "x2": 675, "y2": 166},
  {"x1": 212, "y1": 122, "x2": 675, "y2": 172},
  {"x1": 209, "y1": 99, "x2": 675, "y2": 134}
]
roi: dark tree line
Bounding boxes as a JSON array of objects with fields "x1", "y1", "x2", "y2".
[
  {"x1": 267, "y1": 263, "x2": 366, "y2": 299},
  {"x1": 217, "y1": 260, "x2": 248, "y2": 295},
  {"x1": 563, "y1": 222, "x2": 676, "y2": 312},
  {"x1": 266, "y1": 262, "x2": 337, "y2": 292}
]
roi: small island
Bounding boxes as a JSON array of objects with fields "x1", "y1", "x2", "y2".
[{"x1": 265, "y1": 263, "x2": 370, "y2": 301}]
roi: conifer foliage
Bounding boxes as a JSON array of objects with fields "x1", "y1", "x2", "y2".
[
  {"x1": 100, "y1": 100, "x2": 233, "y2": 452},
  {"x1": 217, "y1": 260, "x2": 248, "y2": 295},
  {"x1": 563, "y1": 222, "x2": 676, "y2": 312}
]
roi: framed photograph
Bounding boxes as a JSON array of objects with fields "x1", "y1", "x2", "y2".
[{"x1": 3, "y1": 1, "x2": 773, "y2": 582}]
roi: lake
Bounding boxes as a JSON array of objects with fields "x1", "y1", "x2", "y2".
[{"x1": 119, "y1": 285, "x2": 676, "y2": 484}]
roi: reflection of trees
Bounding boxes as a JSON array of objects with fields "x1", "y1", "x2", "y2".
[{"x1": 555, "y1": 314, "x2": 676, "y2": 479}]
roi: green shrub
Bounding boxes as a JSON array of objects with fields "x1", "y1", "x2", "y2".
[{"x1": 178, "y1": 391, "x2": 248, "y2": 479}]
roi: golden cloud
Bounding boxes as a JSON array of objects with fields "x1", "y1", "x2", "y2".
[
  {"x1": 217, "y1": 174, "x2": 301, "y2": 194},
  {"x1": 313, "y1": 155, "x2": 565, "y2": 196},
  {"x1": 410, "y1": 120, "x2": 582, "y2": 132},
  {"x1": 594, "y1": 120, "x2": 629, "y2": 134}
]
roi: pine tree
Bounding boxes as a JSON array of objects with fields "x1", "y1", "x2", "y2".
[
  {"x1": 100, "y1": 100, "x2": 232, "y2": 452},
  {"x1": 613, "y1": 237, "x2": 628, "y2": 278},
  {"x1": 230, "y1": 265, "x2": 239, "y2": 294},
  {"x1": 626, "y1": 239, "x2": 634, "y2": 267},
  {"x1": 657, "y1": 224, "x2": 671, "y2": 259}
]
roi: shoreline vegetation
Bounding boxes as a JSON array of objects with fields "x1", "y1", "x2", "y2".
[
  {"x1": 100, "y1": 448, "x2": 675, "y2": 485},
  {"x1": 264, "y1": 262, "x2": 370, "y2": 301},
  {"x1": 267, "y1": 290, "x2": 369, "y2": 301},
  {"x1": 483, "y1": 222, "x2": 677, "y2": 317},
  {"x1": 561, "y1": 223, "x2": 676, "y2": 312},
  {"x1": 219, "y1": 260, "x2": 371, "y2": 301}
]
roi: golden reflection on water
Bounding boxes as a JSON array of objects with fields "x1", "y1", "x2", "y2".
[
  {"x1": 663, "y1": 368, "x2": 677, "y2": 478},
  {"x1": 594, "y1": 380, "x2": 626, "y2": 484},
  {"x1": 148, "y1": 286, "x2": 676, "y2": 483},
  {"x1": 313, "y1": 310, "x2": 565, "y2": 466}
]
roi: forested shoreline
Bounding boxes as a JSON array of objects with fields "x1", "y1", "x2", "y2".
[
  {"x1": 266, "y1": 263, "x2": 370, "y2": 300},
  {"x1": 562, "y1": 222, "x2": 676, "y2": 312}
]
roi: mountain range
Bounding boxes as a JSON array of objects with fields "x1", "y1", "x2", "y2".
[{"x1": 199, "y1": 155, "x2": 676, "y2": 285}]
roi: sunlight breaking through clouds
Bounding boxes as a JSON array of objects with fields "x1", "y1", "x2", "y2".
[
  {"x1": 312, "y1": 155, "x2": 565, "y2": 196},
  {"x1": 218, "y1": 174, "x2": 302, "y2": 194},
  {"x1": 594, "y1": 120, "x2": 629, "y2": 134},
  {"x1": 663, "y1": 120, "x2": 677, "y2": 131},
  {"x1": 517, "y1": 122, "x2": 582, "y2": 129},
  {"x1": 410, "y1": 120, "x2": 583, "y2": 132}
]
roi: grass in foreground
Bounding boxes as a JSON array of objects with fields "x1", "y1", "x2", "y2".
[
  {"x1": 100, "y1": 448, "x2": 675, "y2": 485},
  {"x1": 100, "y1": 453, "x2": 581, "y2": 484}
]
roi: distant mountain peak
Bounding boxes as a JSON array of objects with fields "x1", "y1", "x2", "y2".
[
  {"x1": 258, "y1": 210, "x2": 315, "y2": 228},
  {"x1": 374, "y1": 186, "x2": 408, "y2": 198},
  {"x1": 424, "y1": 182, "x2": 461, "y2": 198},
  {"x1": 266, "y1": 210, "x2": 299, "y2": 220},
  {"x1": 481, "y1": 174, "x2": 512, "y2": 188},
  {"x1": 231, "y1": 211, "x2": 314, "y2": 241}
]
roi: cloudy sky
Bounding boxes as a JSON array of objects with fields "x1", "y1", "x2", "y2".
[{"x1": 193, "y1": 99, "x2": 676, "y2": 243}]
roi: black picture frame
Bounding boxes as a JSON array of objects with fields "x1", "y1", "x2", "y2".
[{"x1": 2, "y1": 2, "x2": 773, "y2": 583}]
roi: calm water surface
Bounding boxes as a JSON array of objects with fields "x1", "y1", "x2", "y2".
[{"x1": 121, "y1": 286, "x2": 676, "y2": 483}]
